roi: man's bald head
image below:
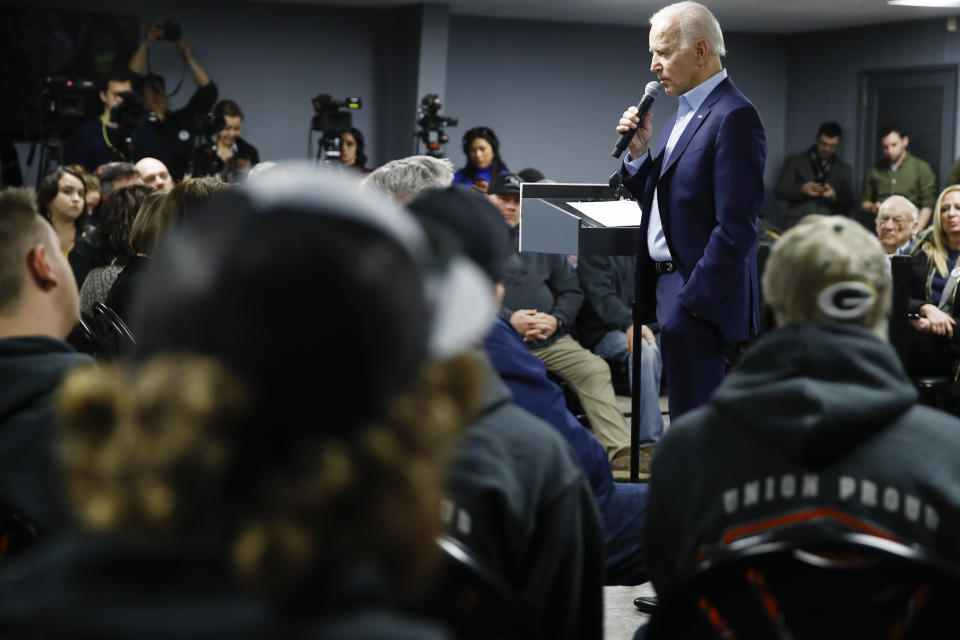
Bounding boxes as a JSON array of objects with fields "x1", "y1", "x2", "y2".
[{"x1": 136, "y1": 157, "x2": 174, "y2": 193}]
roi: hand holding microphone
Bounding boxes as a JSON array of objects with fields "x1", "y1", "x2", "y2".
[{"x1": 612, "y1": 81, "x2": 661, "y2": 159}]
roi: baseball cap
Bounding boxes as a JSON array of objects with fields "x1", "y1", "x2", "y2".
[
  {"x1": 487, "y1": 172, "x2": 522, "y2": 196},
  {"x1": 408, "y1": 186, "x2": 511, "y2": 283},
  {"x1": 763, "y1": 214, "x2": 891, "y2": 337}
]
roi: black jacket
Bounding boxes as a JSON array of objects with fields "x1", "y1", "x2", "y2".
[
  {"x1": 0, "y1": 532, "x2": 449, "y2": 639},
  {"x1": 0, "y1": 337, "x2": 93, "y2": 531},
  {"x1": 577, "y1": 254, "x2": 639, "y2": 349},
  {"x1": 500, "y1": 227, "x2": 584, "y2": 349},
  {"x1": 445, "y1": 355, "x2": 604, "y2": 640},
  {"x1": 646, "y1": 322, "x2": 960, "y2": 598}
]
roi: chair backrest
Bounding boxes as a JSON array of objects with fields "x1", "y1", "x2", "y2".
[
  {"x1": 0, "y1": 503, "x2": 37, "y2": 558},
  {"x1": 414, "y1": 535, "x2": 531, "y2": 640},
  {"x1": 66, "y1": 315, "x2": 105, "y2": 358},
  {"x1": 90, "y1": 302, "x2": 136, "y2": 359},
  {"x1": 890, "y1": 253, "x2": 912, "y2": 366},
  {"x1": 646, "y1": 525, "x2": 960, "y2": 640}
]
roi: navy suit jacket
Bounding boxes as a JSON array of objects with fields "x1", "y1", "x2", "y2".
[{"x1": 621, "y1": 77, "x2": 766, "y2": 346}]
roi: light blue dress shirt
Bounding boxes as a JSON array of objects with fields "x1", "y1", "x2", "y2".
[{"x1": 625, "y1": 69, "x2": 728, "y2": 261}]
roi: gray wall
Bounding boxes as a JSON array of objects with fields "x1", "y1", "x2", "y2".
[
  {"x1": 782, "y1": 17, "x2": 960, "y2": 224},
  {"x1": 443, "y1": 18, "x2": 788, "y2": 221},
  {"x1": 13, "y1": 0, "x2": 384, "y2": 185}
]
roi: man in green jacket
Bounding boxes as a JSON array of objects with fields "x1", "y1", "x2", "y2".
[{"x1": 861, "y1": 123, "x2": 936, "y2": 229}]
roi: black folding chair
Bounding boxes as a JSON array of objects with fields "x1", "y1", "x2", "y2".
[
  {"x1": 415, "y1": 535, "x2": 532, "y2": 640},
  {"x1": 646, "y1": 525, "x2": 960, "y2": 640}
]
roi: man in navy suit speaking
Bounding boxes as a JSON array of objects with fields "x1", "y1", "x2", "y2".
[{"x1": 617, "y1": 1, "x2": 766, "y2": 420}]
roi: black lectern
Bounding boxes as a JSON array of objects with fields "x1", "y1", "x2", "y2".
[{"x1": 519, "y1": 182, "x2": 648, "y2": 483}]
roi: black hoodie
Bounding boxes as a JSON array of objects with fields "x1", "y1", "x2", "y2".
[
  {"x1": 0, "y1": 337, "x2": 92, "y2": 532},
  {"x1": 645, "y1": 322, "x2": 960, "y2": 598}
]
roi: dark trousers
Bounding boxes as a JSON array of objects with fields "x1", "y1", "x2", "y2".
[{"x1": 655, "y1": 270, "x2": 729, "y2": 421}]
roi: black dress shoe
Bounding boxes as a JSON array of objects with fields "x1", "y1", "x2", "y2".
[{"x1": 633, "y1": 596, "x2": 658, "y2": 614}]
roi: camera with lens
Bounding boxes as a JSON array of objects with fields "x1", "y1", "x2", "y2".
[
  {"x1": 311, "y1": 95, "x2": 361, "y2": 133},
  {"x1": 109, "y1": 91, "x2": 156, "y2": 130},
  {"x1": 311, "y1": 95, "x2": 361, "y2": 162},
  {"x1": 37, "y1": 76, "x2": 98, "y2": 138},
  {"x1": 195, "y1": 113, "x2": 226, "y2": 138},
  {"x1": 416, "y1": 94, "x2": 458, "y2": 158},
  {"x1": 159, "y1": 18, "x2": 182, "y2": 42}
]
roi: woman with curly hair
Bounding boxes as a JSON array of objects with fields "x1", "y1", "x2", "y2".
[{"x1": 0, "y1": 169, "x2": 493, "y2": 638}]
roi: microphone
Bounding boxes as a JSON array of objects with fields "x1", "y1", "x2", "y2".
[{"x1": 611, "y1": 81, "x2": 662, "y2": 159}]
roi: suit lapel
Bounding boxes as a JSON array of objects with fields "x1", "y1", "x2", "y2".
[{"x1": 659, "y1": 78, "x2": 733, "y2": 179}]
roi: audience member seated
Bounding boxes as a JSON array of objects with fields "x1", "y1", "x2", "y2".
[
  {"x1": 106, "y1": 177, "x2": 227, "y2": 324},
  {"x1": 408, "y1": 186, "x2": 605, "y2": 639},
  {"x1": 36, "y1": 166, "x2": 88, "y2": 257},
  {"x1": 906, "y1": 185, "x2": 960, "y2": 378},
  {"x1": 490, "y1": 172, "x2": 633, "y2": 470},
  {"x1": 578, "y1": 254, "x2": 664, "y2": 473},
  {"x1": 77, "y1": 185, "x2": 153, "y2": 315},
  {"x1": 0, "y1": 168, "x2": 481, "y2": 638},
  {"x1": 861, "y1": 123, "x2": 936, "y2": 229},
  {"x1": 517, "y1": 167, "x2": 545, "y2": 183},
  {"x1": 136, "y1": 157, "x2": 174, "y2": 192},
  {"x1": 0, "y1": 188, "x2": 89, "y2": 533},
  {"x1": 96, "y1": 161, "x2": 143, "y2": 196},
  {"x1": 364, "y1": 155, "x2": 455, "y2": 204},
  {"x1": 773, "y1": 120, "x2": 854, "y2": 230},
  {"x1": 208, "y1": 99, "x2": 259, "y2": 182},
  {"x1": 340, "y1": 127, "x2": 371, "y2": 172},
  {"x1": 63, "y1": 69, "x2": 169, "y2": 173},
  {"x1": 129, "y1": 20, "x2": 219, "y2": 180},
  {"x1": 67, "y1": 165, "x2": 101, "y2": 219},
  {"x1": 412, "y1": 186, "x2": 649, "y2": 588},
  {"x1": 876, "y1": 195, "x2": 919, "y2": 261},
  {"x1": 644, "y1": 214, "x2": 960, "y2": 605},
  {"x1": 453, "y1": 126, "x2": 509, "y2": 194}
]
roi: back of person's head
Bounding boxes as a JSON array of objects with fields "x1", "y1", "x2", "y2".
[
  {"x1": 517, "y1": 167, "x2": 545, "y2": 183},
  {"x1": 363, "y1": 155, "x2": 454, "y2": 204},
  {"x1": 57, "y1": 166, "x2": 491, "y2": 610},
  {"x1": 818, "y1": 121, "x2": 843, "y2": 139},
  {"x1": 36, "y1": 166, "x2": 85, "y2": 220},
  {"x1": 408, "y1": 186, "x2": 511, "y2": 284},
  {"x1": 763, "y1": 215, "x2": 891, "y2": 339},
  {"x1": 129, "y1": 177, "x2": 227, "y2": 255},
  {"x1": 98, "y1": 162, "x2": 140, "y2": 196},
  {"x1": 0, "y1": 188, "x2": 48, "y2": 314},
  {"x1": 214, "y1": 99, "x2": 244, "y2": 120},
  {"x1": 93, "y1": 184, "x2": 152, "y2": 257}
]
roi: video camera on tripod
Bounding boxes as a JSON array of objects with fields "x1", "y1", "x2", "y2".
[
  {"x1": 415, "y1": 94, "x2": 457, "y2": 158},
  {"x1": 311, "y1": 94, "x2": 361, "y2": 163}
]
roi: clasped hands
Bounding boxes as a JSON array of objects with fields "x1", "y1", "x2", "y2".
[
  {"x1": 510, "y1": 309, "x2": 559, "y2": 343},
  {"x1": 801, "y1": 181, "x2": 837, "y2": 201},
  {"x1": 912, "y1": 304, "x2": 957, "y2": 338}
]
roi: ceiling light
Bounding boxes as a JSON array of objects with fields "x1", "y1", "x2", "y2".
[{"x1": 888, "y1": 0, "x2": 960, "y2": 6}]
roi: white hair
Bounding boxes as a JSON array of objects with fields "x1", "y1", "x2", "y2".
[
  {"x1": 362, "y1": 155, "x2": 454, "y2": 205},
  {"x1": 650, "y1": 1, "x2": 726, "y2": 57},
  {"x1": 877, "y1": 194, "x2": 919, "y2": 225}
]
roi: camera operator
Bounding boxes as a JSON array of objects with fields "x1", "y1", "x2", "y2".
[
  {"x1": 128, "y1": 19, "x2": 219, "y2": 181},
  {"x1": 63, "y1": 69, "x2": 169, "y2": 174},
  {"x1": 207, "y1": 99, "x2": 258, "y2": 182}
]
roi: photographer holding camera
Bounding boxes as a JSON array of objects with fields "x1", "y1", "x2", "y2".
[
  {"x1": 128, "y1": 19, "x2": 219, "y2": 181},
  {"x1": 63, "y1": 69, "x2": 169, "y2": 174}
]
